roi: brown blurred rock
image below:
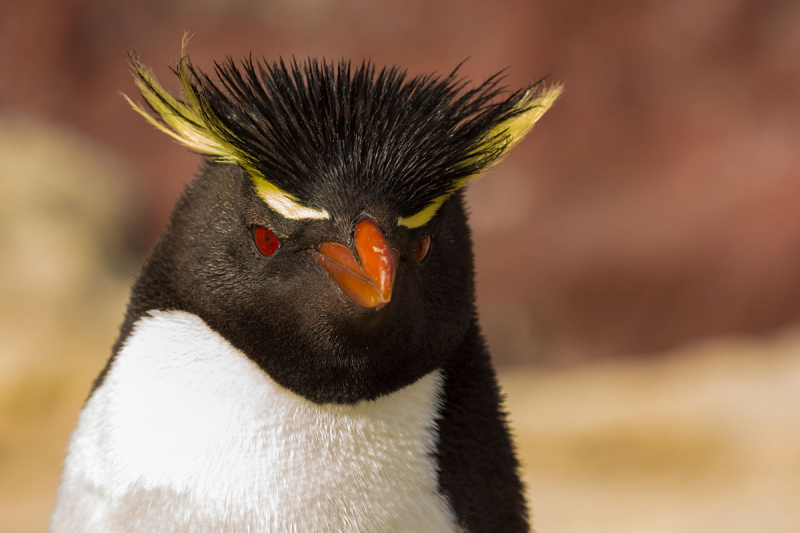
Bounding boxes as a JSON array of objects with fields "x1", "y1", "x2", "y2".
[{"x1": 0, "y1": 115, "x2": 137, "y2": 380}]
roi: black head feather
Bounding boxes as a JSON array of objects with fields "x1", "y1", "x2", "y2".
[
  {"x1": 188, "y1": 56, "x2": 532, "y2": 218},
  {"x1": 126, "y1": 40, "x2": 561, "y2": 227}
]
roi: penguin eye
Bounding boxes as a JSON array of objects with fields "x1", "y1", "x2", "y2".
[
  {"x1": 252, "y1": 226, "x2": 280, "y2": 256},
  {"x1": 413, "y1": 235, "x2": 431, "y2": 262}
]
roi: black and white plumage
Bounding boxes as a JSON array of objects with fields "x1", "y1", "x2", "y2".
[{"x1": 51, "y1": 37, "x2": 561, "y2": 533}]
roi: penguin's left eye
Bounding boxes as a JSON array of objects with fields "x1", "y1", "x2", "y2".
[
  {"x1": 413, "y1": 235, "x2": 431, "y2": 262},
  {"x1": 252, "y1": 226, "x2": 281, "y2": 256}
]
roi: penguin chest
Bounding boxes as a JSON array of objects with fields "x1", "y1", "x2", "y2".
[{"x1": 52, "y1": 311, "x2": 459, "y2": 533}]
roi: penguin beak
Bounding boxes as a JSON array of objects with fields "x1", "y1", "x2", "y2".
[{"x1": 314, "y1": 218, "x2": 398, "y2": 310}]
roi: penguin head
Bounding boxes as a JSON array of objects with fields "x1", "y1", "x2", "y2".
[{"x1": 126, "y1": 37, "x2": 561, "y2": 403}]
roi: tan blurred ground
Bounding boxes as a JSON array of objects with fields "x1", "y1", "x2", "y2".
[{"x1": 507, "y1": 336, "x2": 800, "y2": 533}]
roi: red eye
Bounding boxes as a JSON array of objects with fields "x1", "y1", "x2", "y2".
[
  {"x1": 413, "y1": 235, "x2": 431, "y2": 262},
  {"x1": 252, "y1": 226, "x2": 280, "y2": 256}
]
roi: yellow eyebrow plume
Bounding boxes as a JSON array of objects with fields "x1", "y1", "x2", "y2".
[
  {"x1": 123, "y1": 34, "x2": 329, "y2": 221},
  {"x1": 397, "y1": 83, "x2": 563, "y2": 229}
]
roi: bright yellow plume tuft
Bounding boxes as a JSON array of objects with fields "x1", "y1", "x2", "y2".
[
  {"x1": 398, "y1": 83, "x2": 563, "y2": 229},
  {"x1": 123, "y1": 34, "x2": 329, "y2": 221}
]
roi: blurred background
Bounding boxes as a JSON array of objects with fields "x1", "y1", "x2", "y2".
[{"x1": 1, "y1": 0, "x2": 799, "y2": 531}]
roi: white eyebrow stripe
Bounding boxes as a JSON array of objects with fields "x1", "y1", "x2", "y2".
[
  {"x1": 259, "y1": 187, "x2": 330, "y2": 220},
  {"x1": 250, "y1": 175, "x2": 330, "y2": 220}
]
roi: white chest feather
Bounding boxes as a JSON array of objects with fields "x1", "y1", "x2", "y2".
[{"x1": 51, "y1": 311, "x2": 459, "y2": 533}]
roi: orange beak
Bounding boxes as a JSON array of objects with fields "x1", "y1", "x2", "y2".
[{"x1": 314, "y1": 218, "x2": 398, "y2": 309}]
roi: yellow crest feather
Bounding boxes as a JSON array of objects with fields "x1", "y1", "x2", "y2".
[
  {"x1": 397, "y1": 83, "x2": 563, "y2": 229},
  {"x1": 123, "y1": 34, "x2": 328, "y2": 221}
]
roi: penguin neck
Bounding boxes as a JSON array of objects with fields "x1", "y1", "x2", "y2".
[{"x1": 77, "y1": 310, "x2": 459, "y2": 531}]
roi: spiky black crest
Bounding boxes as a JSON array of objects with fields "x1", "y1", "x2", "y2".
[
  {"x1": 194, "y1": 57, "x2": 523, "y2": 216},
  {"x1": 126, "y1": 40, "x2": 562, "y2": 226}
]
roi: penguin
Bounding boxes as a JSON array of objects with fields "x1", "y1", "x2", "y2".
[{"x1": 51, "y1": 36, "x2": 561, "y2": 533}]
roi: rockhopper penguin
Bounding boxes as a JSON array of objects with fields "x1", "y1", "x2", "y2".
[{"x1": 51, "y1": 36, "x2": 561, "y2": 532}]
